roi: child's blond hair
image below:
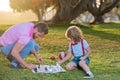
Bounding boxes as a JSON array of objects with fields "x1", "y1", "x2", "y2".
[{"x1": 65, "y1": 26, "x2": 83, "y2": 42}]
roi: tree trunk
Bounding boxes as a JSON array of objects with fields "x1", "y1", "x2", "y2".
[
  {"x1": 71, "y1": 0, "x2": 88, "y2": 20},
  {"x1": 52, "y1": 0, "x2": 71, "y2": 23},
  {"x1": 92, "y1": 15, "x2": 104, "y2": 24},
  {"x1": 87, "y1": 0, "x2": 119, "y2": 24},
  {"x1": 51, "y1": 0, "x2": 88, "y2": 24},
  {"x1": 32, "y1": 8, "x2": 41, "y2": 21}
]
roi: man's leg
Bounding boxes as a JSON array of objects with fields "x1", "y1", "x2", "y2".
[
  {"x1": 1, "y1": 39, "x2": 39, "y2": 69},
  {"x1": 1, "y1": 43, "x2": 15, "y2": 56},
  {"x1": 10, "y1": 39, "x2": 34, "y2": 68},
  {"x1": 11, "y1": 39, "x2": 40, "y2": 69},
  {"x1": 20, "y1": 39, "x2": 40, "y2": 59},
  {"x1": 1, "y1": 43, "x2": 15, "y2": 62}
]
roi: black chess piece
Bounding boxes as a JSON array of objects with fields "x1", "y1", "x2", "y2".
[
  {"x1": 38, "y1": 65, "x2": 40, "y2": 68},
  {"x1": 34, "y1": 68, "x2": 37, "y2": 72}
]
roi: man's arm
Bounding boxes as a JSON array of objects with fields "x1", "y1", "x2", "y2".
[
  {"x1": 31, "y1": 48, "x2": 42, "y2": 64},
  {"x1": 11, "y1": 42, "x2": 36, "y2": 70}
]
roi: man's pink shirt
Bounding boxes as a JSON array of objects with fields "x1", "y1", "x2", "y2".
[{"x1": 0, "y1": 22, "x2": 34, "y2": 46}]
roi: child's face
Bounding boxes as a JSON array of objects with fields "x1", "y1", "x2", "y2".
[{"x1": 70, "y1": 37, "x2": 74, "y2": 42}]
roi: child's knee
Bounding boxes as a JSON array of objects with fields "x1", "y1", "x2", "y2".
[
  {"x1": 66, "y1": 65, "x2": 72, "y2": 70},
  {"x1": 79, "y1": 60, "x2": 86, "y2": 65},
  {"x1": 79, "y1": 59, "x2": 90, "y2": 66},
  {"x1": 66, "y1": 65, "x2": 75, "y2": 70}
]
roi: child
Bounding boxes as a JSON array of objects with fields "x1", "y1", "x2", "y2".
[{"x1": 57, "y1": 26, "x2": 94, "y2": 78}]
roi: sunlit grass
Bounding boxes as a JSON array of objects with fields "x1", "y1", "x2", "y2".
[{"x1": 0, "y1": 22, "x2": 120, "y2": 80}]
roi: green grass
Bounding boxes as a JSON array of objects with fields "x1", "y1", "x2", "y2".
[{"x1": 0, "y1": 23, "x2": 120, "y2": 80}]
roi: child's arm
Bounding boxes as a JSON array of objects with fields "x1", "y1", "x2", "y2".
[
  {"x1": 57, "y1": 53, "x2": 72, "y2": 65},
  {"x1": 80, "y1": 47, "x2": 91, "y2": 61}
]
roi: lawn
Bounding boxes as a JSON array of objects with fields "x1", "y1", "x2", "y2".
[{"x1": 0, "y1": 23, "x2": 120, "y2": 80}]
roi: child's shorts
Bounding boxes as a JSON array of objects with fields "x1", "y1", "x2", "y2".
[{"x1": 72, "y1": 56, "x2": 90, "y2": 67}]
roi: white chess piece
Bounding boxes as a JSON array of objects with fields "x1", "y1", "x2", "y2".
[
  {"x1": 56, "y1": 63, "x2": 61, "y2": 72},
  {"x1": 47, "y1": 66, "x2": 53, "y2": 73}
]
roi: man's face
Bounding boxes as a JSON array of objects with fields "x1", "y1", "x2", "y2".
[{"x1": 33, "y1": 28, "x2": 45, "y2": 39}]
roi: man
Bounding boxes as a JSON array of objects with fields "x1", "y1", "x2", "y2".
[{"x1": 0, "y1": 22, "x2": 49, "y2": 70}]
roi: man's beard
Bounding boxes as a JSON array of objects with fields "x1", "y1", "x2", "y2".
[{"x1": 33, "y1": 33, "x2": 36, "y2": 39}]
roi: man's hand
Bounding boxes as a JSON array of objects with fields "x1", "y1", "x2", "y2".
[
  {"x1": 25, "y1": 63, "x2": 36, "y2": 70},
  {"x1": 36, "y1": 56, "x2": 42, "y2": 64},
  {"x1": 31, "y1": 48, "x2": 42, "y2": 64}
]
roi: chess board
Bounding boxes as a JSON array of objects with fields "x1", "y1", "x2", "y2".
[{"x1": 32, "y1": 64, "x2": 66, "y2": 73}]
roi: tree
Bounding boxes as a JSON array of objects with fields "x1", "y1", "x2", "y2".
[
  {"x1": 87, "y1": 0, "x2": 119, "y2": 24},
  {"x1": 10, "y1": 0, "x2": 119, "y2": 24},
  {"x1": 10, "y1": 0, "x2": 53, "y2": 21},
  {"x1": 51, "y1": 0, "x2": 88, "y2": 23},
  {"x1": 51, "y1": 0, "x2": 119, "y2": 24}
]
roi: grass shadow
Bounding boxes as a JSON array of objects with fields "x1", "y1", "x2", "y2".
[
  {"x1": 76, "y1": 23, "x2": 120, "y2": 43},
  {"x1": 83, "y1": 28, "x2": 120, "y2": 42},
  {"x1": 97, "y1": 23, "x2": 120, "y2": 29},
  {"x1": 50, "y1": 23, "x2": 120, "y2": 43}
]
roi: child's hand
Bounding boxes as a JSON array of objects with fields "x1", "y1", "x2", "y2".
[
  {"x1": 80, "y1": 57, "x2": 85, "y2": 61},
  {"x1": 57, "y1": 61, "x2": 62, "y2": 65}
]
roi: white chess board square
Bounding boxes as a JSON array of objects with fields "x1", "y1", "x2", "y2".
[{"x1": 32, "y1": 64, "x2": 66, "y2": 73}]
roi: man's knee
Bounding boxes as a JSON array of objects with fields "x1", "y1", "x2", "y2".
[
  {"x1": 22, "y1": 39, "x2": 35, "y2": 51},
  {"x1": 34, "y1": 44, "x2": 40, "y2": 52},
  {"x1": 25, "y1": 39, "x2": 40, "y2": 52}
]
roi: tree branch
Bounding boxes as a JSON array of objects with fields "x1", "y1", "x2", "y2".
[{"x1": 101, "y1": 0, "x2": 119, "y2": 15}]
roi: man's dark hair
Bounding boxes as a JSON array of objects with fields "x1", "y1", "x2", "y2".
[{"x1": 34, "y1": 22, "x2": 49, "y2": 34}]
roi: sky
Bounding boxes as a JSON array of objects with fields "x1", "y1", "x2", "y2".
[
  {"x1": 0, "y1": 0, "x2": 54, "y2": 25},
  {"x1": 0, "y1": 0, "x2": 12, "y2": 12},
  {"x1": 0, "y1": 0, "x2": 38, "y2": 25}
]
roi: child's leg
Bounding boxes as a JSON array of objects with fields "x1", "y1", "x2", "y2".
[
  {"x1": 66, "y1": 62, "x2": 77, "y2": 70},
  {"x1": 79, "y1": 59, "x2": 94, "y2": 78},
  {"x1": 79, "y1": 60, "x2": 90, "y2": 73}
]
